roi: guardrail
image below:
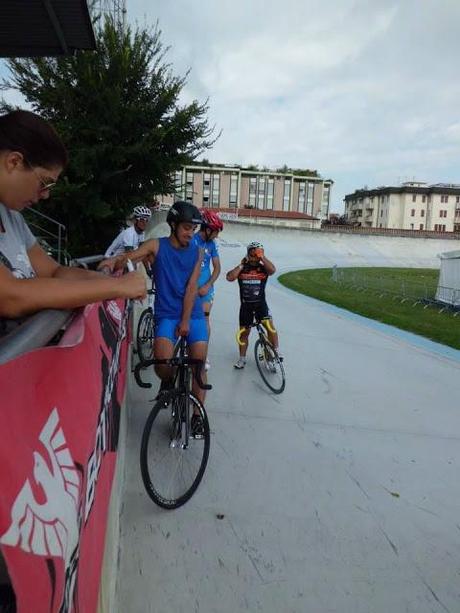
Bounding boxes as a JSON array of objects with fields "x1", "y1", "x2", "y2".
[
  {"x1": 0, "y1": 309, "x2": 74, "y2": 365},
  {"x1": 0, "y1": 256, "x2": 106, "y2": 366},
  {"x1": 331, "y1": 266, "x2": 460, "y2": 314}
]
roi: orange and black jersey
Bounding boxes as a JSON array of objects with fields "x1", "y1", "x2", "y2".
[{"x1": 238, "y1": 262, "x2": 269, "y2": 303}]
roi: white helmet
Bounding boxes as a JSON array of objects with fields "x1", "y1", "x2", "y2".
[
  {"x1": 133, "y1": 205, "x2": 152, "y2": 219},
  {"x1": 247, "y1": 241, "x2": 263, "y2": 253}
]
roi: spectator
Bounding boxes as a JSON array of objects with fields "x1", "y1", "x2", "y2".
[
  {"x1": 104, "y1": 205, "x2": 152, "y2": 257},
  {"x1": 0, "y1": 110, "x2": 146, "y2": 334}
]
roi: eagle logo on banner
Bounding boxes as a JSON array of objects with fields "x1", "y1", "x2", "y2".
[{"x1": 0, "y1": 408, "x2": 81, "y2": 612}]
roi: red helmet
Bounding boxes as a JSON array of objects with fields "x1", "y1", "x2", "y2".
[{"x1": 201, "y1": 209, "x2": 223, "y2": 232}]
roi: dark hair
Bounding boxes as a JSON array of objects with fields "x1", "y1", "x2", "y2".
[{"x1": 0, "y1": 110, "x2": 68, "y2": 169}]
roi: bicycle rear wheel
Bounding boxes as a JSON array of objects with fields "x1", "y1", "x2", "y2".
[
  {"x1": 140, "y1": 393, "x2": 210, "y2": 509},
  {"x1": 136, "y1": 308, "x2": 155, "y2": 363},
  {"x1": 254, "y1": 338, "x2": 286, "y2": 394}
]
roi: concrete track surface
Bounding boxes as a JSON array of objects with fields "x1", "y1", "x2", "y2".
[{"x1": 117, "y1": 224, "x2": 460, "y2": 613}]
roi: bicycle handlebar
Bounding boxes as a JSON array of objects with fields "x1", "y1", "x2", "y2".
[{"x1": 134, "y1": 358, "x2": 212, "y2": 391}]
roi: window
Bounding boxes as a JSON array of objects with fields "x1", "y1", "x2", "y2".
[
  {"x1": 456, "y1": 196, "x2": 460, "y2": 204},
  {"x1": 257, "y1": 177, "x2": 266, "y2": 209},
  {"x1": 412, "y1": 194, "x2": 416, "y2": 202},
  {"x1": 443, "y1": 224, "x2": 446, "y2": 231},
  {"x1": 249, "y1": 177, "x2": 257, "y2": 207},
  {"x1": 410, "y1": 223, "x2": 414, "y2": 229},
  {"x1": 185, "y1": 171, "x2": 194, "y2": 202},
  {"x1": 421, "y1": 209, "x2": 425, "y2": 217},
  {"x1": 266, "y1": 178, "x2": 274, "y2": 210},
  {"x1": 411, "y1": 209, "x2": 415, "y2": 217},
  {"x1": 422, "y1": 195, "x2": 426, "y2": 203},
  {"x1": 283, "y1": 179, "x2": 291, "y2": 211},
  {"x1": 380, "y1": 209, "x2": 383, "y2": 217},
  {"x1": 419, "y1": 223, "x2": 424, "y2": 230},
  {"x1": 298, "y1": 182, "x2": 306, "y2": 212},
  {"x1": 211, "y1": 174, "x2": 220, "y2": 207},
  {"x1": 174, "y1": 170, "x2": 183, "y2": 201},
  {"x1": 229, "y1": 173, "x2": 238, "y2": 206},
  {"x1": 307, "y1": 182, "x2": 315, "y2": 215},
  {"x1": 203, "y1": 172, "x2": 211, "y2": 202},
  {"x1": 440, "y1": 209, "x2": 447, "y2": 218},
  {"x1": 441, "y1": 195, "x2": 449, "y2": 203}
]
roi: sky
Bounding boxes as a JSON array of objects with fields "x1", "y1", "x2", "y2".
[{"x1": 2, "y1": 0, "x2": 460, "y2": 212}]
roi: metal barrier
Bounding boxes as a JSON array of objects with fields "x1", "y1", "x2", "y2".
[
  {"x1": 330, "y1": 267, "x2": 460, "y2": 313},
  {"x1": 0, "y1": 309, "x2": 74, "y2": 365},
  {"x1": 23, "y1": 207, "x2": 68, "y2": 264},
  {"x1": 0, "y1": 256, "x2": 106, "y2": 365}
]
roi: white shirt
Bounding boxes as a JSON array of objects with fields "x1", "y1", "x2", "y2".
[{"x1": 104, "y1": 226, "x2": 145, "y2": 257}]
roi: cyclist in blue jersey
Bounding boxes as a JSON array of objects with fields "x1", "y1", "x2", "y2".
[
  {"x1": 101, "y1": 201, "x2": 208, "y2": 435},
  {"x1": 193, "y1": 209, "x2": 223, "y2": 370}
]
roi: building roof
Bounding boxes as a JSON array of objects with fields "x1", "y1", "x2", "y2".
[
  {"x1": 345, "y1": 183, "x2": 460, "y2": 201},
  {"x1": 217, "y1": 207, "x2": 318, "y2": 221},
  {"x1": 0, "y1": 0, "x2": 96, "y2": 57}
]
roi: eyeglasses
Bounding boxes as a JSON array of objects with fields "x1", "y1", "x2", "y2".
[
  {"x1": 135, "y1": 216, "x2": 150, "y2": 222},
  {"x1": 23, "y1": 158, "x2": 57, "y2": 193}
]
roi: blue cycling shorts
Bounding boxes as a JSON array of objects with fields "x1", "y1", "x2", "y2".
[{"x1": 155, "y1": 317, "x2": 208, "y2": 345}]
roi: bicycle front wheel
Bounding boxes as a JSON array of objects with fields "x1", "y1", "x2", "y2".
[
  {"x1": 136, "y1": 308, "x2": 155, "y2": 363},
  {"x1": 254, "y1": 338, "x2": 286, "y2": 394},
  {"x1": 140, "y1": 394, "x2": 210, "y2": 509}
]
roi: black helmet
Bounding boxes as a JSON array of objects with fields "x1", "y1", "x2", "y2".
[{"x1": 167, "y1": 201, "x2": 203, "y2": 227}]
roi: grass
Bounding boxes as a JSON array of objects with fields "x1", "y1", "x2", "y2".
[{"x1": 278, "y1": 267, "x2": 460, "y2": 350}]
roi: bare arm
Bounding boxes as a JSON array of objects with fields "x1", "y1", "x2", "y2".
[
  {"x1": 99, "y1": 239, "x2": 159, "y2": 272},
  {"x1": 226, "y1": 260, "x2": 244, "y2": 282},
  {"x1": 0, "y1": 265, "x2": 146, "y2": 318},
  {"x1": 178, "y1": 250, "x2": 203, "y2": 334},
  {"x1": 260, "y1": 255, "x2": 276, "y2": 275},
  {"x1": 198, "y1": 256, "x2": 221, "y2": 295},
  {"x1": 28, "y1": 244, "x2": 105, "y2": 280}
]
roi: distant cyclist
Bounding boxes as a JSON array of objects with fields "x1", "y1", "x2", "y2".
[
  {"x1": 101, "y1": 201, "x2": 208, "y2": 436},
  {"x1": 193, "y1": 209, "x2": 223, "y2": 370},
  {"x1": 226, "y1": 241, "x2": 282, "y2": 369},
  {"x1": 104, "y1": 205, "x2": 152, "y2": 257}
]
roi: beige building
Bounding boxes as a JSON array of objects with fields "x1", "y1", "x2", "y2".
[
  {"x1": 345, "y1": 182, "x2": 460, "y2": 232},
  {"x1": 157, "y1": 164, "x2": 333, "y2": 220}
]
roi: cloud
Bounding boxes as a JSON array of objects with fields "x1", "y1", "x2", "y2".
[{"x1": 3, "y1": 0, "x2": 460, "y2": 212}]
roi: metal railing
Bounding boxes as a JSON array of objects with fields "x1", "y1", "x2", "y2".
[
  {"x1": 23, "y1": 207, "x2": 68, "y2": 263},
  {"x1": 0, "y1": 309, "x2": 74, "y2": 365},
  {"x1": 330, "y1": 266, "x2": 460, "y2": 314},
  {"x1": 0, "y1": 256, "x2": 107, "y2": 365}
]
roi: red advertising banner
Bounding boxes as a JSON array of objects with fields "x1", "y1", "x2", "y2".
[{"x1": 0, "y1": 299, "x2": 130, "y2": 613}]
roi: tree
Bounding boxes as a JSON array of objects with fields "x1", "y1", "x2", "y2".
[{"x1": 1, "y1": 18, "x2": 217, "y2": 255}]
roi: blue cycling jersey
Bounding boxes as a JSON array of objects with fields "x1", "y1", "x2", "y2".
[
  {"x1": 153, "y1": 237, "x2": 203, "y2": 319},
  {"x1": 193, "y1": 233, "x2": 219, "y2": 287}
]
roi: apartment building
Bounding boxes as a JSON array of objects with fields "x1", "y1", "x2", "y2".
[
  {"x1": 156, "y1": 164, "x2": 333, "y2": 220},
  {"x1": 344, "y1": 182, "x2": 460, "y2": 232}
]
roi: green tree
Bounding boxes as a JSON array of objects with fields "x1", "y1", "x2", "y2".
[{"x1": 1, "y1": 18, "x2": 217, "y2": 255}]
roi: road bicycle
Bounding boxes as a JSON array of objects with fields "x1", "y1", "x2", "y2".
[
  {"x1": 134, "y1": 337, "x2": 211, "y2": 509},
  {"x1": 237, "y1": 319, "x2": 286, "y2": 394}
]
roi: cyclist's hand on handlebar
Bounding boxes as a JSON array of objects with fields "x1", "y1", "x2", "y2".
[
  {"x1": 176, "y1": 320, "x2": 190, "y2": 337},
  {"x1": 117, "y1": 271, "x2": 147, "y2": 300}
]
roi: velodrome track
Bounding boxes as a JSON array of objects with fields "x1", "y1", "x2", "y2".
[{"x1": 117, "y1": 222, "x2": 460, "y2": 613}]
